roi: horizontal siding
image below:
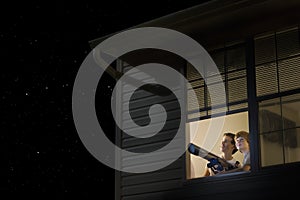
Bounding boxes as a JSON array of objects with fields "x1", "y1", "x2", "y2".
[
  {"x1": 121, "y1": 148, "x2": 183, "y2": 169},
  {"x1": 119, "y1": 62, "x2": 185, "y2": 200},
  {"x1": 123, "y1": 137, "x2": 183, "y2": 152},
  {"x1": 122, "y1": 93, "x2": 180, "y2": 111},
  {"x1": 122, "y1": 109, "x2": 181, "y2": 130},
  {"x1": 122, "y1": 102, "x2": 180, "y2": 123},
  {"x1": 122, "y1": 191, "x2": 173, "y2": 200},
  {"x1": 122, "y1": 178, "x2": 182, "y2": 196},
  {"x1": 122, "y1": 128, "x2": 179, "y2": 148},
  {"x1": 122, "y1": 168, "x2": 183, "y2": 186},
  {"x1": 122, "y1": 87, "x2": 182, "y2": 102},
  {"x1": 122, "y1": 118, "x2": 181, "y2": 139},
  {"x1": 121, "y1": 157, "x2": 183, "y2": 178}
]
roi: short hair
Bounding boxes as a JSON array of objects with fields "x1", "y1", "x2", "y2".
[
  {"x1": 236, "y1": 131, "x2": 250, "y2": 143},
  {"x1": 223, "y1": 132, "x2": 238, "y2": 154}
]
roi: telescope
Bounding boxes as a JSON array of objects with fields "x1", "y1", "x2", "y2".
[{"x1": 188, "y1": 143, "x2": 240, "y2": 173}]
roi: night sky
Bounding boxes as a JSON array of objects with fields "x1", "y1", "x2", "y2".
[{"x1": 3, "y1": 0, "x2": 208, "y2": 198}]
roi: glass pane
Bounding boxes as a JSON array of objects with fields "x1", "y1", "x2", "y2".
[
  {"x1": 260, "y1": 131, "x2": 284, "y2": 167},
  {"x1": 211, "y1": 51, "x2": 225, "y2": 74},
  {"x1": 278, "y1": 57, "x2": 300, "y2": 92},
  {"x1": 256, "y1": 63, "x2": 278, "y2": 96},
  {"x1": 277, "y1": 28, "x2": 300, "y2": 59},
  {"x1": 284, "y1": 128, "x2": 300, "y2": 163},
  {"x1": 187, "y1": 62, "x2": 202, "y2": 81},
  {"x1": 206, "y1": 74, "x2": 225, "y2": 109},
  {"x1": 255, "y1": 34, "x2": 276, "y2": 65},
  {"x1": 282, "y1": 94, "x2": 300, "y2": 128},
  {"x1": 259, "y1": 98, "x2": 282, "y2": 133},
  {"x1": 188, "y1": 87, "x2": 205, "y2": 110},
  {"x1": 206, "y1": 85, "x2": 211, "y2": 109},
  {"x1": 188, "y1": 79, "x2": 204, "y2": 89},
  {"x1": 226, "y1": 45, "x2": 246, "y2": 71},
  {"x1": 228, "y1": 74, "x2": 247, "y2": 103}
]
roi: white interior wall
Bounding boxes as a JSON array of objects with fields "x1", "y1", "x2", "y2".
[{"x1": 188, "y1": 112, "x2": 249, "y2": 179}]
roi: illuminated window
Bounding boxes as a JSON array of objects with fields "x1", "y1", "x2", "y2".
[{"x1": 186, "y1": 42, "x2": 249, "y2": 179}]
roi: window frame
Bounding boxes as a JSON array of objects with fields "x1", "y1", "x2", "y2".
[{"x1": 185, "y1": 25, "x2": 300, "y2": 181}]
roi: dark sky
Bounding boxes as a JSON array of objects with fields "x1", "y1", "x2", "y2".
[{"x1": 3, "y1": 0, "x2": 209, "y2": 198}]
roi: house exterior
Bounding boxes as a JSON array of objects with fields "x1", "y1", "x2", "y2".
[{"x1": 89, "y1": 0, "x2": 300, "y2": 199}]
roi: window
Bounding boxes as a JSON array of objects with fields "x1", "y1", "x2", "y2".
[
  {"x1": 187, "y1": 42, "x2": 248, "y2": 121},
  {"x1": 255, "y1": 27, "x2": 300, "y2": 167},
  {"x1": 186, "y1": 26, "x2": 300, "y2": 179},
  {"x1": 186, "y1": 42, "x2": 249, "y2": 179},
  {"x1": 255, "y1": 27, "x2": 300, "y2": 96},
  {"x1": 259, "y1": 94, "x2": 300, "y2": 166},
  {"x1": 187, "y1": 112, "x2": 249, "y2": 179}
]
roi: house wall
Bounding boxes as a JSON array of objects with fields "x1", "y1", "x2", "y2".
[
  {"x1": 89, "y1": 1, "x2": 300, "y2": 199},
  {"x1": 115, "y1": 51, "x2": 187, "y2": 200}
]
